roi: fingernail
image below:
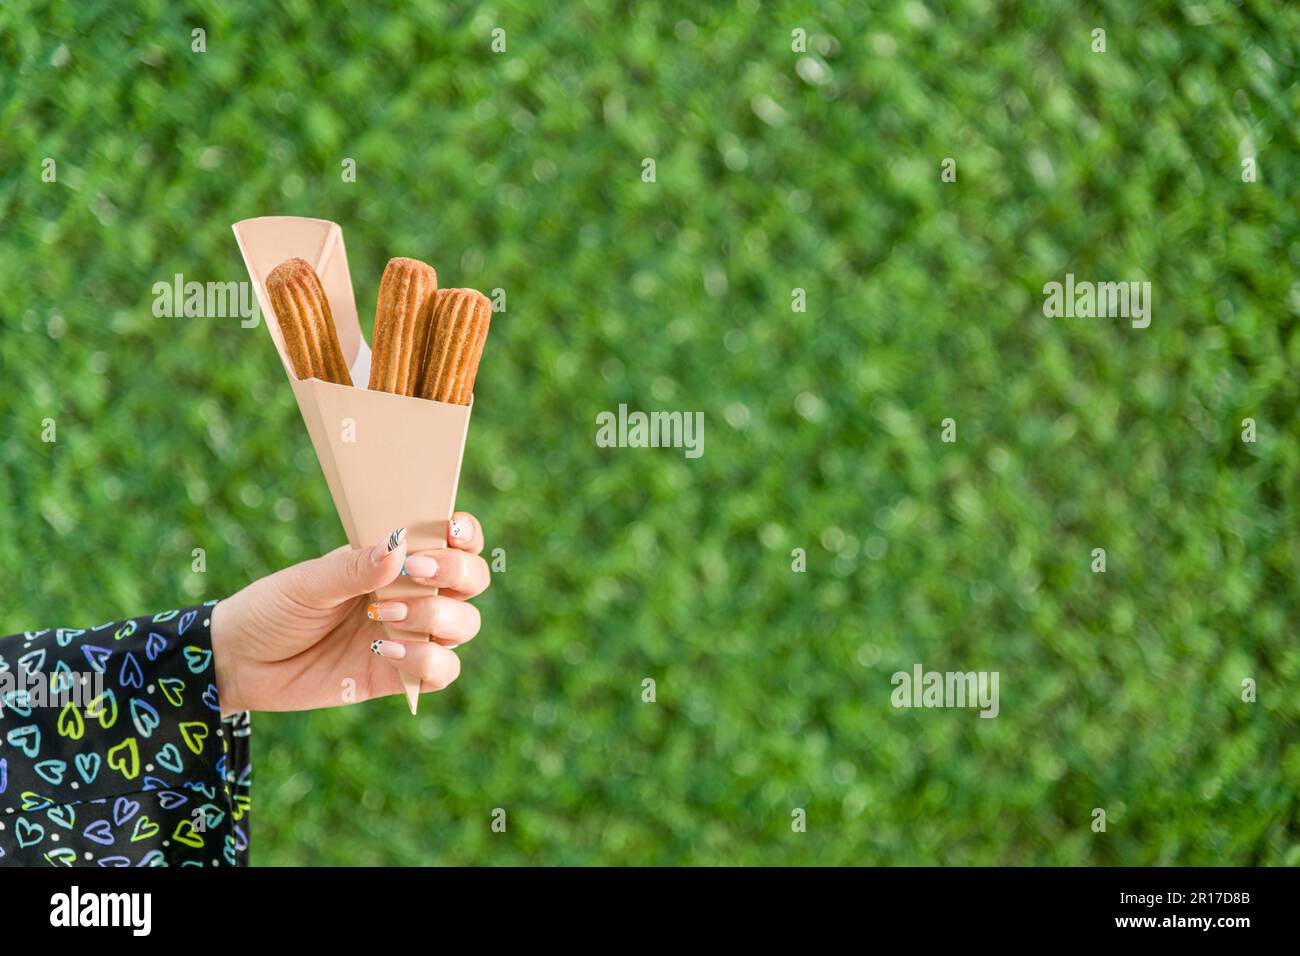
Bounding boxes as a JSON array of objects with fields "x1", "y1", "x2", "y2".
[
  {"x1": 374, "y1": 527, "x2": 406, "y2": 564},
  {"x1": 365, "y1": 601, "x2": 407, "y2": 622},
  {"x1": 402, "y1": 555, "x2": 438, "y2": 579},
  {"x1": 450, "y1": 518, "x2": 466, "y2": 540},
  {"x1": 370, "y1": 639, "x2": 407, "y2": 660}
]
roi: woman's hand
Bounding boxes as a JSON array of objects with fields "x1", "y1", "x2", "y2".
[{"x1": 209, "y1": 512, "x2": 490, "y2": 715}]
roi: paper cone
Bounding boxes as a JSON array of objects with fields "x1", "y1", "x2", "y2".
[{"x1": 232, "y1": 216, "x2": 472, "y2": 713}]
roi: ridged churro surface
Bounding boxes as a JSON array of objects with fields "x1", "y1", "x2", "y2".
[
  {"x1": 368, "y1": 257, "x2": 438, "y2": 396},
  {"x1": 266, "y1": 258, "x2": 351, "y2": 385},
  {"x1": 418, "y1": 288, "x2": 491, "y2": 405}
]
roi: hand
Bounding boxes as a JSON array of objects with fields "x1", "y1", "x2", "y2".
[{"x1": 210, "y1": 512, "x2": 490, "y2": 715}]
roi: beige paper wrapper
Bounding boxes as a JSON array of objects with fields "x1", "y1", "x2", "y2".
[{"x1": 232, "y1": 216, "x2": 471, "y2": 714}]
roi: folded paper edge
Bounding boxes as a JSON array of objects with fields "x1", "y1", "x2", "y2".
[{"x1": 231, "y1": 216, "x2": 362, "y2": 375}]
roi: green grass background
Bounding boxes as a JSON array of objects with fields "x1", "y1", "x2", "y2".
[{"x1": 1, "y1": 0, "x2": 1297, "y2": 864}]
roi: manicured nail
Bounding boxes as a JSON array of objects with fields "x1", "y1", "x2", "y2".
[
  {"x1": 365, "y1": 601, "x2": 407, "y2": 622},
  {"x1": 450, "y1": 518, "x2": 466, "y2": 540},
  {"x1": 370, "y1": 639, "x2": 407, "y2": 660},
  {"x1": 374, "y1": 527, "x2": 406, "y2": 564},
  {"x1": 402, "y1": 555, "x2": 438, "y2": 579}
]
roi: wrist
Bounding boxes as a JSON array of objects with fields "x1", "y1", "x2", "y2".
[{"x1": 210, "y1": 597, "x2": 246, "y2": 716}]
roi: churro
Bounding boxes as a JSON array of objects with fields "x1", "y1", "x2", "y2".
[
  {"x1": 368, "y1": 257, "x2": 438, "y2": 396},
  {"x1": 265, "y1": 258, "x2": 351, "y2": 385},
  {"x1": 418, "y1": 288, "x2": 491, "y2": 405}
]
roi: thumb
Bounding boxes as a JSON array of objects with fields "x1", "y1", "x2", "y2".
[{"x1": 293, "y1": 527, "x2": 408, "y2": 606}]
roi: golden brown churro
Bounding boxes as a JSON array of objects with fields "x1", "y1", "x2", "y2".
[
  {"x1": 418, "y1": 288, "x2": 491, "y2": 405},
  {"x1": 266, "y1": 258, "x2": 351, "y2": 385},
  {"x1": 368, "y1": 257, "x2": 438, "y2": 396}
]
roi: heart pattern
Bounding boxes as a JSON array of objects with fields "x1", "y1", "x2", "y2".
[
  {"x1": 158, "y1": 677, "x2": 185, "y2": 707},
  {"x1": 0, "y1": 602, "x2": 250, "y2": 866},
  {"x1": 144, "y1": 631, "x2": 167, "y2": 661},
  {"x1": 130, "y1": 697, "x2": 161, "y2": 738}
]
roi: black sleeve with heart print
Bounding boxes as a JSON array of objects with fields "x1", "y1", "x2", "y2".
[{"x1": 0, "y1": 601, "x2": 251, "y2": 866}]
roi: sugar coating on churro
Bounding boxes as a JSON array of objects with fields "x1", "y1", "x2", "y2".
[
  {"x1": 368, "y1": 257, "x2": 438, "y2": 396},
  {"x1": 266, "y1": 258, "x2": 351, "y2": 385},
  {"x1": 418, "y1": 288, "x2": 491, "y2": 405}
]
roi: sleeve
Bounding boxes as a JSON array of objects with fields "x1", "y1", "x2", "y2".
[{"x1": 0, "y1": 600, "x2": 252, "y2": 867}]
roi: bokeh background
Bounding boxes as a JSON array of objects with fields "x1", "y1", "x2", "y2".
[{"x1": 2, "y1": 0, "x2": 1297, "y2": 864}]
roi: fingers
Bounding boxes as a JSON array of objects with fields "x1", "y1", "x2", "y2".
[
  {"x1": 366, "y1": 595, "x2": 481, "y2": 646},
  {"x1": 447, "y1": 511, "x2": 484, "y2": 555},
  {"x1": 399, "y1": 548, "x2": 490, "y2": 598},
  {"x1": 369, "y1": 639, "x2": 461, "y2": 694},
  {"x1": 291, "y1": 528, "x2": 408, "y2": 605}
]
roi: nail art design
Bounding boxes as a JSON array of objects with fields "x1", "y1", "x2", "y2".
[
  {"x1": 386, "y1": 528, "x2": 406, "y2": 553},
  {"x1": 370, "y1": 639, "x2": 407, "y2": 661},
  {"x1": 402, "y1": 555, "x2": 438, "y2": 579},
  {"x1": 366, "y1": 602, "x2": 383, "y2": 622},
  {"x1": 450, "y1": 518, "x2": 464, "y2": 540}
]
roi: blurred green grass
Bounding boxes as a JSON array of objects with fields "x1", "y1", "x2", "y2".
[{"x1": 1, "y1": 0, "x2": 1297, "y2": 864}]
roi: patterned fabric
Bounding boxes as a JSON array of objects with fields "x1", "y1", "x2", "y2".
[{"x1": 0, "y1": 601, "x2": 251, "y2": 866}]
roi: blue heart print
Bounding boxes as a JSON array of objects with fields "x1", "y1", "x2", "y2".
[
  {"x1": 22, "y1": 793, "x2": 54, "y2": 811},
  {"x1": 74, "y1": 752, "x2": 101, "y2": 784},
  {"x1": 155, "y1": 743, "x2": 184, "y2": 774},
  {"x1": 83, "y1": 819, "x2": 115, "y2": 846},
  {"x1": 197, "y1": 804, "x2": 226, "y2": 829},
  {"x1": 34, "y1": 759, "x2": 67, "y2": 786},
  {"x1": 47, "y1": 804, "x2": 76, "y2": 829},
  {"x1": 51, "y1": 660, "x2": 75, "y2": 695},
  {"x1": 113, "y1": 796, "x2": 141, "y2": 826},
  {"x1": 145, "y1": 631, "x2": 167, "y2": 661},
  {"x1": 130, "y1": 697, "x2": 161, "y2": 737},
  {"x1": 0, "y1": 602, "x2": 250, "y2": 866},
  {"x1": 183, "y1": 646, "x2": 212, "y2": 673},
  {"x1": 7, "y1": 725, "x2": 40, "y2": 758},
  {"x1": 82, "y1": 645, "x2": 111, "y2": 673},
  {"x1": 16, "y1": 818, "x2": 45, "y2": 849},
  {"x1": 118, "y1": 651, "x2": 144, "y2": 689},
  {"x1": 2, "y1": 689, "x2": 33, "y2": 718}
]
